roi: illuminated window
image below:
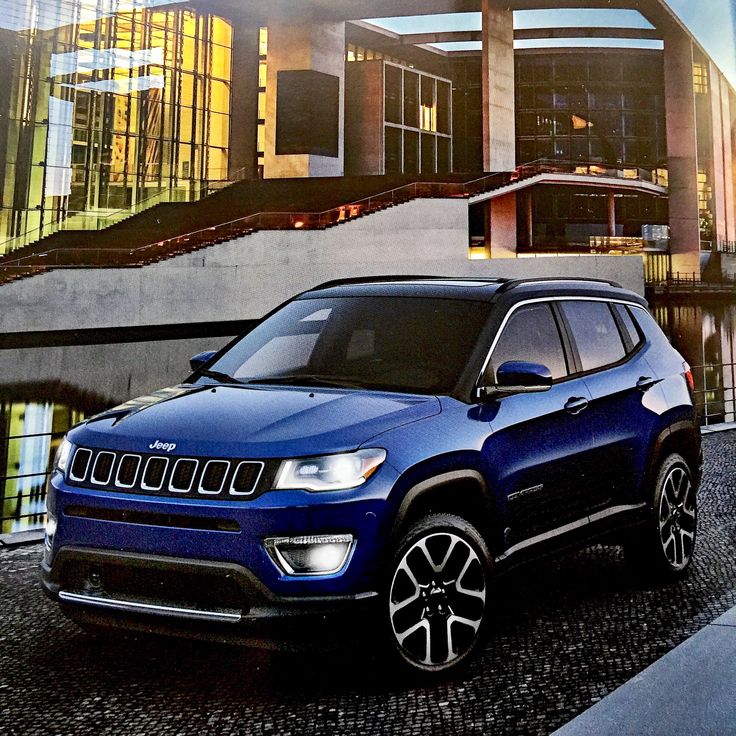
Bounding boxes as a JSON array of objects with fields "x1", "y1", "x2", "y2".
[
  {"x1": 697, "y1": 170, "x2": 712, "y2": 211},
  {"x1": 259, "y1": 27, "x2": 268, "y2": 57},
  {"x1": 653, "y1": 168, "x2": 668, "y2": 187},
  {"x1": 259, "y1": 60, "x2": 267, "y2": 89},
  {"x1": 693, "y1": 62, "x2": 709, "y2": 94},
  {"x1": 420, "y1": 105, "x2": 436, "y2": 132}
]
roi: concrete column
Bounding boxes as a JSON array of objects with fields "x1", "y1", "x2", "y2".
[
  {"x1": 485, "y1": 193, "x2": 517, "y2": 258},
  {"x1": 228, "y1": 25, "x2": 260, "y2": 180},
  {"x1": 481, "y1": 0, "x2": 515, "y2": 173},
  {"x1": 663, "y1": 31, "x2": 702, "y2": 278},
  {"x1": 711, "y1": 67, "x2": 736, "y2": 244},
  {"x1": 264, "y1": 21, "x2": 345, "y2": 179},
  {"x1": 607, "y1": 192, "x2": 616, "y2": 238}
]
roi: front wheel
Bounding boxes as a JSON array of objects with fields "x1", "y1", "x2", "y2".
[
  {"x1": 385, "y1": 513, "x2": 491, "y2": 677},
  {"x1": 625, "y1": 453, "x2": 697, "y2": 580}
]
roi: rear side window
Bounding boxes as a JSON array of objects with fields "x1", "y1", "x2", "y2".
[
  {"x1": 490, "y1": 303, "x2": 568, "y2": 380},
  {"x1": 560, "y1": 301, "x2": 626, "y2": 372}
]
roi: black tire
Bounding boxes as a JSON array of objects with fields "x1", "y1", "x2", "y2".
[
  {"x1": 624, "y1": 453, "x2": 697, "y2": 581},
  {"x1": 384, "y1": 513, "x2": 491, "y2": 678}
]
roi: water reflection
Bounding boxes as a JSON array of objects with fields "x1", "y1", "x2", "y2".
[
  {"x1": 0, "y1": 335, "x2": 230, "y2": 534},
  {"x1": 653, "y1": 302, "x2": 736, "y2": 424}
]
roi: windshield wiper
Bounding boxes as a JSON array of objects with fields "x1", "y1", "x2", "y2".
[
  {"x1": 199, "y1": 369, "x2": 242, "y2": 384},
  {"x1": 244, "y1": 374, "x2": 365, "y2": 389}
]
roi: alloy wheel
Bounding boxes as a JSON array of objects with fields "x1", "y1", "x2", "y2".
[
  {"x1": 389, "y1": 532, "x2": 486, "y2": 668},
  {"x1": 658, "y1": 465, "x2": 696, "y2": 570}
]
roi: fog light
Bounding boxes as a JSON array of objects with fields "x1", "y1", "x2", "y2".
[
  {"x1": 44, "y1": 514, "x2": 57, "y2": 551},
  {"x1": 265, "y1": 534, "x2": 354, "y2": 575}
]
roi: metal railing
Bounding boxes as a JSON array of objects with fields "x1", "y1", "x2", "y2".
[
  {"x1": 0, "y1": 166, "x2": 254, "y2": 256},
  {"x1": 0, "y1": 160, "x2": 670, "y2": 283},
  {"x1": 692, "y1": 362, "x2": 736, "y2": 426},
  {"x1": 1, "y1": 429, "x2": 65, "y2": 535}
]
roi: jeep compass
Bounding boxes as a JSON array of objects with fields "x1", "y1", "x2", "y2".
[{"x1": 41, "y1": 277, "x2": 701, "y2": 675}]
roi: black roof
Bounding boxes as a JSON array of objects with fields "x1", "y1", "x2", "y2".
[{"x1": 300, "y1": 275, "x2": 647, "y2": 306}]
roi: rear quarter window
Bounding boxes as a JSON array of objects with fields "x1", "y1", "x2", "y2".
[{"x1": 612, "y1": 303, "x2": 644, "y2": 353}]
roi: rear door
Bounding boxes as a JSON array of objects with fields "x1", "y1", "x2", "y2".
[
  {"x1": 481, "y1": 301, "x2": 598, "y2": 551},
  {"x1": 557, "y1": 299, "x2": 660, "y2": 513}
]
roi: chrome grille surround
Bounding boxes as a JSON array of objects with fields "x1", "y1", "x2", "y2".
[
  {"x1": 141, "y1": 456, "x2": 169, "y2": 491},
  {"x1": 198, "y1": 460, "x2": 229, "y2": 495},
  {"x1": 115, "y1": 454, "x2": 141, "y2": 488},
  {"x1": 64, "y1": 448, "x2": 267, "y2": 500},
  {"x1": 90, "y1": 451, "x2": 115, "y2": 485},
  {"x1": 230, "y1": 461, "x2": 265, "y2": 496},
  {"x1": 169, "y1": 458, "x2": 199, "y2": 494},
  {"x1": 69, "y1": 448, "x2": 93, "y2": 482}
]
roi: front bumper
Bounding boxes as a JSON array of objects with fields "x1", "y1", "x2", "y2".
[
  {"x1": 40, "y1": 546, "x2": 379, "y2": 647},
  {"x1": 43, "y1": 468, "x2": 398, "y2": 639}
]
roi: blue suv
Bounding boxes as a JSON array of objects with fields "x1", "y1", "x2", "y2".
[{"x1": 42, "y1": 277, "x2": 701, "y2": 675}]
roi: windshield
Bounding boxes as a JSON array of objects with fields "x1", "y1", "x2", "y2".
[{"x1": 201, "y1": 296, "x2": 492, "y2": 394}]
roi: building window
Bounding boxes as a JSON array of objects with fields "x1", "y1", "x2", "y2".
[{"x1": 693, "y1": 62, "x2": 709, "y2": 95}]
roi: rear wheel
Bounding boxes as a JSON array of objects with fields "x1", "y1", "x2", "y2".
[
  {"x1": 625, "y1": 453, "x2": 697, "y2": 580},
  {"x1": 385, "y1": 513, "x2": 491, "y2": 677}
]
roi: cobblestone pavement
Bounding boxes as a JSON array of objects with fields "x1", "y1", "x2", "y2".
[{"x1": 1, "y1": 433, "x2": 735, "y2": 736}]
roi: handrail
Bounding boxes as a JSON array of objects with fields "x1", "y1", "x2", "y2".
[
  {"x1": 0, "y1": 166, "x2": 252, "y2": 255},
  {"x1": 0, "y1": 160, "x2": 669, "y2": 276}
]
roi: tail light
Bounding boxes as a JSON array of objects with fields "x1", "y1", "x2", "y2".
[{"x1": 682, "y1": 362, "x2": 695, "y2": 393}]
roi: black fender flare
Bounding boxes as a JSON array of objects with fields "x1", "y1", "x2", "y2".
[{"x1": 391, "y1": 469, "x2": 496, "y2": 543}]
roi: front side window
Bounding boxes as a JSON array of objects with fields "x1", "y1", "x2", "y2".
[
  {"x1": 560, "y1": 301, "x2": 626, "y2": 372},
  {"x1": 203, "y1": 296, "x2": 492, "y2": 395},
  {"x1": 489, "y1": 303, "x2": 568, "y2": 381}
]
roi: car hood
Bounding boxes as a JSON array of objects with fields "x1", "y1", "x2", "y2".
[{"x1": 70, "y1": 383, "x2": 441, "y2": 458}]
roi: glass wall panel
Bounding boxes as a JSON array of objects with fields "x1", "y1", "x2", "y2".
[
  {"x1": 404, "y1": 71, "x2": 420, "y2": 129},
  {"x1": 0, "y1": 2, "x2": 233, "y2": 253},
  {"x1": 385, "y1": 64, "x2": 402, "y2": 125}
]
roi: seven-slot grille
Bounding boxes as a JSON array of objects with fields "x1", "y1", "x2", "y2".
[{"x1": 67, "y1": 447, "x2": 266, "y2": 499}]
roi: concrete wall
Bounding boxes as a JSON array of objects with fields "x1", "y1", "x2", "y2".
[
  {"x1": 345, "y1": 61, "x2": 384, "y2": 176},
  {"x1": 264, "y1": 21, "x2": 346, "y2": 178},
  {"x1": 0, "y1": 198, "x2": 645, "y2": 335}
]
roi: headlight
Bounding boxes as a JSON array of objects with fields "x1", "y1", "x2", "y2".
[
  {"x1": 273, "y1": 449, "x2": 386, "y2": 491},
  {"x1": 54, "y1": 437, "x2": 73, "y2": 474}
]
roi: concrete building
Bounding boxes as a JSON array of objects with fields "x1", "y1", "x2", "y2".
[{"x1": 0, "y1": 0, "x2": 734, "y2": 332}]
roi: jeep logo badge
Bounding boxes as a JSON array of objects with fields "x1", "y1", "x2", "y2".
[{"x1": 149, "y1": 440, "x2": 177, "y2": 452}]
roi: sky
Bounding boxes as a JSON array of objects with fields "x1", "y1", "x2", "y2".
[{"x1": 367, "y1": 2, "x2": 736, "y2": 87}]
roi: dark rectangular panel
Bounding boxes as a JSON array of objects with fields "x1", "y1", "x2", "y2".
[{"x1": 276, "y1": 70, "x2": 340, "y2": 158}]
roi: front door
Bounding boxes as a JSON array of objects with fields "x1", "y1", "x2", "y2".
[{"x1": 479, "y1": 302, "x2": 598, "y2": 551}]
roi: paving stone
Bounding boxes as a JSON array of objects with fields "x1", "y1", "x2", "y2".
[{"x1": 1, "y1": 433, "x2": 735, "y2": 736}]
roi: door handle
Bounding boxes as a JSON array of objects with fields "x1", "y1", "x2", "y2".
[
  {"x1": 565, "y1": 397, "x2": 589, "y2": 415},
  {"x1": 636, "y1": 376, "x2": 660, "y2": 392}
]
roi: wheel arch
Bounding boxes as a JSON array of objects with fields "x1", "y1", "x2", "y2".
[
  {"x1": 391, "y1": 470, "x2": 501, "y2": 555},
  {"x1": 647, "y1": 420, "x2": 702, "y2": 495}
]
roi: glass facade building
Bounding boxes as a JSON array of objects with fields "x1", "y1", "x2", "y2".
[{"x1": 0, "y1": 3, "x2": 232, "y2": 252}]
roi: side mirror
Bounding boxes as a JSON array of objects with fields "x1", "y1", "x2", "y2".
[
  {"x1": 477, "y1": 361, "x2": 553, "y2": 399},
  {"x1": 190, "y1": 350, "x2": 217, "y2": 372}
]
